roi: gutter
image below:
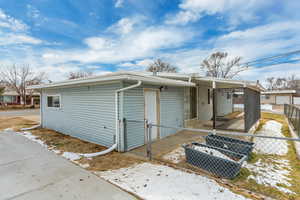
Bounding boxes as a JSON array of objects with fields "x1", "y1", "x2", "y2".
[{"x1": 115, "y1": 80, "x2": 142, "y2": 152}]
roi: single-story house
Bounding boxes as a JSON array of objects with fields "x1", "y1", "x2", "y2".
[
  {"x1": 0, "y1": 87, "x2": 40, "y2": 106},
  {"x1": 30, "y1": 72, "x2": 263, "y2": 152},
  {"x1": 261, "y1": 90, "x2": 299, "y2": 105}
]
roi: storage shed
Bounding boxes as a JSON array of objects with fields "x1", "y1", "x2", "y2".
[{"x1": 30, "y1": 72, "x2": 195, "y2": 152}]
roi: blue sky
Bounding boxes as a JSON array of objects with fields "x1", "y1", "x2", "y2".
[{"x1": 0, "y1": 0, "x2": 300, "y2": 83}]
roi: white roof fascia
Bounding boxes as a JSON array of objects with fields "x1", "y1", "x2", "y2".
[
  {"x1": 157, "y1": 73, "x2": 264, "y2": 91},
  {"x1": 29, "y1": 72, "x2": 195, "y2": 89},
  {"x1": 262, "y1": 90, "x2": 296, "y2": 94}
]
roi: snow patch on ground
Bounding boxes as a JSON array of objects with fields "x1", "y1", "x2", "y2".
[
  {"x1": 62, "y1": 152, "x2": 81, "y2": 161},
  {"x1": 162, "y1": 147, "x2": 185, "y2": 163},
  {"x1": 18, "y1": 131, "x2": 47, "y2": 147},
  {"x1": 74, "y1": 161, "x2": 90, "y2": 168},
  {"x1": 3, "y1": 128, "x2": 13, "y2": 132},
  {"x1": 193, "y1": 145, "x2": 235, "y2": 162},
  {"x1": 253, "y1": 120, "x2": 288, "y2": 155},
  {"x1": 99, "y1": 163, "x2": 249, "y2": 200},
  {"x1": 234, "y1": 104, "x2": 273, "y2": 111},
  {"x1": 244, "y1": 159, "x2": 293, "y2": 194}
]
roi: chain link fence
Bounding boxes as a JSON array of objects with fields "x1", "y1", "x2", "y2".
[
  {"x1": 123, "y1": 117, "x2": 300, "y2": 197},
  {"x1": 284, "y1": 104, "x2": 300, "y2": 137}
]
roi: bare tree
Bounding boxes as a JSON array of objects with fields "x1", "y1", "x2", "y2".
[
  {"x1": 266, "y1": 77, "x2": 276, "y2": 90},
  {"x1": 0, "y1": 86, "x2": 4, "y2": 96},
  {"x1": 265, "y1": 74, "x2": 298, "y2": 90},
  {"x1": 146, "y1": 59, "x2": 178, "y2": 73},
  {"x1": 68, "y1": 71, "x2": 93, "y2": 80},
  {"x1": 286, "y1": 74, "x2": 298, "y2": 89},
  {"x1": 0, "y1": 64, "x2": 46, "y2": 107},
  {"x1": 200, "y1": 52, "x2": 248, "y2": 79}
]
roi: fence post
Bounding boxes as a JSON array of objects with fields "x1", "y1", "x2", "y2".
[
  {"x1": 145, "y1": 120, "x2": 152, "y2": 160},
  {"x1": 123, "y1": 118, "x2": 127, "y2": 152},
  {"x1": 298, "y1": 109, "x2": 300, "y2": 137},
  {"x1": 148, "y1": 123, "x2": 152, "y2": 160},
  {"x1": 284, "y1": 104, "x2": 286, "y2": 116}
]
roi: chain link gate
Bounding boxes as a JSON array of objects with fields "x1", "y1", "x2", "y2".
[{"x1": 284, "y1": 104, "x2": 300, "y2": 137}]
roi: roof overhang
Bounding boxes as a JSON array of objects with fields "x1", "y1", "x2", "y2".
[
  {"x1": 29, "y1": 72, "x2": 195, "y2": 90},
  {"x1": 156, "y1": 73, "x2": 264, "y2": 92},
  {"x1": 262, "y1": 90, "x2": 296, "y2": 95}
]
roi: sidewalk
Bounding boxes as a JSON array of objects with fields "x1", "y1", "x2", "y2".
[{"x1": 0, "y1": 131, "x2": 137, "y2": 200}]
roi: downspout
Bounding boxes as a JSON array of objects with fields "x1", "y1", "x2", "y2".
[
  {"x1": 81, "y1": 80, "x2": 142, "y2": 157},
  {"x1": 22, "y1": 81, "x2": 142, "y2": 158},
  {"x1": 115, "y1": 80, "x2": 142, "y2": 152},
  {"x1": 20, "y1": 89, "x2": 42, "y2": 131}
]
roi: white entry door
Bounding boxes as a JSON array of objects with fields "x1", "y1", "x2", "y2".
[{"x1": 144, "y1": 90, "x2": 159, "y2": 141}]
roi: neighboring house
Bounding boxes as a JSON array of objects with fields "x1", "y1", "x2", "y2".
[
  {"x1": 30, "y1": 72, "x2": 263, "y2": 152},
  {"x1": 261, "y1": 90, "x2": 298, "y2": 105},
  {"x1": 0, "y1": 87, "x2": 40, "y2": 105}
]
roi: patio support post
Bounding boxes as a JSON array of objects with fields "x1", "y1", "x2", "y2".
[{"x1": 212, "y1": 81, "x2": 216, "y2": 131}]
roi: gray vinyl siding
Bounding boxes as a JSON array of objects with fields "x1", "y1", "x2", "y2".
[
  {"x1": 123, "y1": 86, "x2": 145, "y2": 150},
  {"x1": 41, "y1": 83, "x2": 121, "y2": 147},
  {"x1": 123, "y1": 84, "x2": 185, "y2": 150},
  {"x1": 160, "y1": 87, "x2": 184, "y2": 137}
]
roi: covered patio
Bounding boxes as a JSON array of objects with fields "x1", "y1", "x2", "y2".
[{"x1": 184, "y1": 77, "x2": 262, "y2": 133}]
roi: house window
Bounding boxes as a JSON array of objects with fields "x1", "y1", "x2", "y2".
[{"x1": 47, "y1": 95, "x2": 60, "y2": 108}]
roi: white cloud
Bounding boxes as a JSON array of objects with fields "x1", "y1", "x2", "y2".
[
  {"x1": 165, "y1": 0, "x2": 270, "y2": 26},
  {"x1": 157, "y1": 20, "x2": 300, "y2": 82},
  {"x1": 239, "y1": 63, "x2": 300, "y2": 85},
  {"x1": 42, "y1": 26, "x2": 193, "y2": 64},
  {"x1": 84, "y1": 37, "x2": 111, "y2": 50},
  {"x1": 107, "y1": 17, "x2": 137, "y2": 35},
  {"x1": 118, "y1": 59, "x2": 153, "y2": 71},
  {"x1": 0, "y1": 9, "x2": 42, "y2": 46},
  {"x1": 0, "y1": 32, "x2": 42, "y2": 45},
  {"x1": 214, "y1": 21, "x2": 300, "y2": 60},
  {"x1": 115, "y1": 0, "x2": 124, "y2": 8},
  {"x1": 0, "y1": 9, "x2": 28, "y2": 31}
]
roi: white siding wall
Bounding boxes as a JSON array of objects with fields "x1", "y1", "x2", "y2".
[
  {"x1": 198, "y1": 86, "x2": 213, "y2": 121},
  {"x1": 216, "y1": 89, "x2": 233, "y2": 116},
  {"x1": 123, "y1": 84, "x2": 185, "y2": 150},
  {"x1": 41, "y1": 83, "x2": 121, "y2": 147}
]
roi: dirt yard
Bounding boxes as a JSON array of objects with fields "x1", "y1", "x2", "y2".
[
  {"x1": 0, "y1": 105, "x2": 39, "y2": 111},
  {"x1": 26, "y1": 128, "x2": 144, "y2": 171},
  {"x1": 0, "y1": 116, "x2": 38, "y2": 131}
]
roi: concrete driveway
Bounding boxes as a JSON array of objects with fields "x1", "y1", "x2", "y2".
[
  {"x1": 0, "y1": 131, "x2": 136, "y2": 200},
  {"x1": 0, "y1": 109, "x2": 40, "y2": 117}
]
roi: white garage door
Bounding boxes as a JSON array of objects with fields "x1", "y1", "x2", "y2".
[
  {"x1": 293, "y1": 97, "x2": 300, "y2": 105},
  {"x1": 276, "y1": 96, "x2": 290, "y2": 105}
]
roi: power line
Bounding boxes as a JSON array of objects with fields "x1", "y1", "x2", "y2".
[
  {"x1": 241, "y1": 50, "x2": 300, "y2": 66},
  {"x1": 246, "y1": 58, "x2": 300, "y2": 68}
]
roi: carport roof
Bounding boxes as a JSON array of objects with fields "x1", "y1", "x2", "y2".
[
  {"x1": 156, "y1": 72, "x2": 265, "y2": 91},
  {"x1": 262, "y1": 90, "x2": 296, "y2": 94},
  {"x1": 29, "y1": 71, "x2": 196, "y2": 89}
]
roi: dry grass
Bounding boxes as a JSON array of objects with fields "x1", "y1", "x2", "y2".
[
  {"x1": 0, "y1": 116, "x2": 38, "y2": 131},
  {"x1": 0, "y1": 105, "x2": 39, "y2": 111},
  {"x1": 80, "y1": 153, "x2": 144, "y2": 171},
  {"x1": 232, "y1": 112, "x2": 300, "y2": 200},
  {"x1": 224, "y1": 111, "x2": 243, "y2": 119},
  {"x1": 30, "y1": 128, "x2": 106, "y2": 153},
  {"x1": 29, "y1": 128, "x2": 144, "y2": 171}
]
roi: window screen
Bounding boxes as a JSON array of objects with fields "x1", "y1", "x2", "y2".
[{"x1": 47, "y1": 96, "x2": 60, "y2": 108}]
